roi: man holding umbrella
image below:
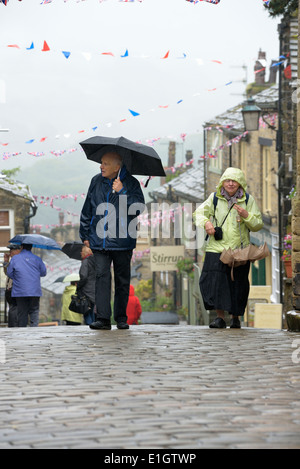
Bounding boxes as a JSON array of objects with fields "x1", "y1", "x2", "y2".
[{"x1": 80, "y1": 150, "x2": 145, "y2": 330}]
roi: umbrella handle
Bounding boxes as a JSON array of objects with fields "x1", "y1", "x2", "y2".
[{"x1": 112, "y1": 168, "x2": 121, "y2": 194}]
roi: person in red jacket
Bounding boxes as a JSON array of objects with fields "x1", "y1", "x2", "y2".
[{"x1": 126, "y1": 285, "x2": 142, "y2": 325}]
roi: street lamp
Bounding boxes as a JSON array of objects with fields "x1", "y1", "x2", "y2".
[{"x1": 241, "y1": 97, "x2": 261, "y2": 131}]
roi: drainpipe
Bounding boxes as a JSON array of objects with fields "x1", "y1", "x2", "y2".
[{"x1": 24, "y1": 201, "x2": 38, "y2": 234}]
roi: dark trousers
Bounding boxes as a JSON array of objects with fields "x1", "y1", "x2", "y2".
[
  {"x1": 8, "y1": 304, "x2": 18, "y2": 328},
  {"x1": 93, "y1": 250, "x2": 132, "y2": 324},
  {"x1": 15, "y1": 297, "x2": 40, "y2": 327}
]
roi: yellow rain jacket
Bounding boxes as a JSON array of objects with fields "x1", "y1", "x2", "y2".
[
  {"x1": 61, "y1": 284, "x2": 83, "y2": 324},
  {"x1": 193, "y1": 167, "x2": 263, "y2": 253}
]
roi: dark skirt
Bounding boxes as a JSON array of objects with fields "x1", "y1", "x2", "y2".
[{"x1": 200, "y1": 252, "x2": 250, "y2": 317}]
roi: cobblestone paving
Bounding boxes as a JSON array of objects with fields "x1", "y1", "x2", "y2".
[{"x1": 0, "y1": 325, "x2": 299, "y2": 449}]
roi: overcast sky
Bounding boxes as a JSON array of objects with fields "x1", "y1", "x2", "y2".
[{"x1": 0, "y1": 0, "x2": 280, "y2": 171}]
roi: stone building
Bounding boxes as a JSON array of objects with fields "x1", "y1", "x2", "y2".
[
  {"x1": 291, "y1": 4, "x2": 300, "y2": 325},
  {"x1": 0, "y1": 176, "x2": 36, "y2": 250},
  {"x1": 0, "y1": 176, "x2": 37, "y2": 324}
]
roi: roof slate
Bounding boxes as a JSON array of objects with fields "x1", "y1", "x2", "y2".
[
  {"x1": 152, "y1": 166, "x2": 205, "y2": 202},
  {"x1": 0, "y1": 177, "x2": 35, "y2": 202}
]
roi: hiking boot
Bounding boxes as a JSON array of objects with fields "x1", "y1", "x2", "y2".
[
  {"x1": 230, "y1": 317, "x2": 241, "y2": 329},
  {"x1": 209, "y1": 317, "x2": 226, "y2": 329},
  {"x1": 89, "y1": 321, "x2": 111, "y2": 330}
]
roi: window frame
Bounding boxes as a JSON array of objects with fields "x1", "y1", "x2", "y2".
[{"x1": 0, "y1": 209, "x2": 15, "y2": 249}]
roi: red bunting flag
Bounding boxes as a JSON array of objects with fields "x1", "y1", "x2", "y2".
[
  {"x1": 41, "y1": 41, "x2": 50, "y2": 52},
  {"x1": 284, "y1": 65, "x2": 292, "y2": 79},
  {"x1": 161, "y1": 50, "x2": 170, "y2": 59}
]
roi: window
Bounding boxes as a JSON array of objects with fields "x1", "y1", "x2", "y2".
[
  {"x1": 208, "y1": 130, "x2": 223, "y2": 173},
  {"x1": 0, "y1": 210, "x2": 14, "y2": 248},
  {"x1": 262, "y1": 146, "x2": 272, "y2": 213}
]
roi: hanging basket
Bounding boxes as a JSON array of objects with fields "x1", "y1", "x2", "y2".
[{"x1": 284, "y1": 259, "x2": 292, "y2": 278}]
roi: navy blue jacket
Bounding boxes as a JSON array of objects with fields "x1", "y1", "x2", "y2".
[{"x1": 79, "y1": 167, "x2": 145, "y2": 251}]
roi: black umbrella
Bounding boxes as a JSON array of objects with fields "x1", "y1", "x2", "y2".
[
  {"x1": 62, "y1": 241, "x2": 84, "y2": 261},
  {"x1": 79, "y1": 136, "x2": 166, "y2": 178}
]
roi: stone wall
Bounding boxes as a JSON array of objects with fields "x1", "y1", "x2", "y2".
[{"x1": 291, "y1": 2, "x2": 300, "y2": 310}]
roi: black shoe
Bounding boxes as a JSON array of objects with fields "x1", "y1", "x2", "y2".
[
  {"x1": 230, "y1": 317, "x2": 241, "y2": 329},
  {"x1": 89, "y1": 321, "x2": 111, "y2": 330},
  {"x1": 209, "y1": 317, "x2": 226, "y2": 329},
  {"x1": 117, "y1": 322, "x2": 129, "y2": 330}
]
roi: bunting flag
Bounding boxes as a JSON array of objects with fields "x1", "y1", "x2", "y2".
[
  {"x1": 129, "y1": 109, "x2": 140, "y2": 117},
  {"x1": 41, "y1": 40, "x2": 50, "y2": 52},
  {"x1": 186, "y1": 0, "x2": 220, "y2": 3},
  {"x1": 62, "y1": 51, "x2": 71, "y2": 59}
]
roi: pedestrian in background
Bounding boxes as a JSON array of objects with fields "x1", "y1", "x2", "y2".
[
  {"x1": 7, "y1": 244, "x2": 47, "y2": 327},
  {"x1": 61, "y1": 281, "x2": 82, "y2": 326},
  {"x1": 3, "y1": 244, "x2": 21, "y2": 327},
  {"x1": 193, "y1": 167, "x2": 263, "y2": 329},
  {"x1": 126, "y1": 285, "x2": 142, "y2": 325}
]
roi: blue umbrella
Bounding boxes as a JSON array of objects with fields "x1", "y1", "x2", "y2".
[{"x1": 9, "y1": 234, "x2": 61, "y2": 250}]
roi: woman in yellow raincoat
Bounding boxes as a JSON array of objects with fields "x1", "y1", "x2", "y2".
[
  {"x1": 61, "y1": 281, "x2": 83, "y2": 325},
  {"x1": 193, "y1": 167, "x2": 263, "y2": 328}
]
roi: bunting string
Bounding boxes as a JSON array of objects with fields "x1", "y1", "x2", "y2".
[
  {"x1": 0, "y1": 79, "x2": 235, "y2": 150},
  {"x1": 3, "y1": 40, "x2": 225, "y2": 63},
  {"x1": 1, "y1": 113, "x2": 276, "y2": 162},
  {"x1": 0, "y1": 0, "x2": 275, "y2": 8}
]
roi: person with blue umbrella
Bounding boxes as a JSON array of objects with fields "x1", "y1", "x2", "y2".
[{"x1": 6, "y1": 244, "x2": 47, "y2": 327}]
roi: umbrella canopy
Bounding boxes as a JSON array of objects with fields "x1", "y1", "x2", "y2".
[
  {"x1": 63, "y1": 273, "x2": 80, "y2": 283},
  {"x1": 80, "y1": 135, "x2": 166, "y2": 177},
  {"x1": 9, "y1": 234, "x2": 61, "y2": 250},
  {"x1": 220, "y1": 242, "x2": 270, "y2": 280},
  {"x1": 62, "y1": 241, "x2": 84, "y2": 261}
]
